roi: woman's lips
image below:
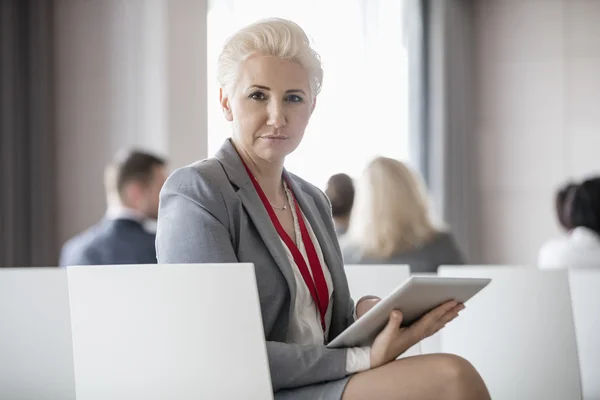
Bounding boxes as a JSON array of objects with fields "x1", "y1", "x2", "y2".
[{"x1": 260, "y1": 136, "x2": 287, "y2": 140}]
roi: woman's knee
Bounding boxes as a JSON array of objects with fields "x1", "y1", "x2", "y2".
[
  {"x1": 434, "y1": 354, "x2": 489, "y2": 400},
  {"x1": 436, "y1": 354, "x2": 476, "y2": 379},
  {"x1": 344, "y1": 354, "x2": 489, "y2": 400}
]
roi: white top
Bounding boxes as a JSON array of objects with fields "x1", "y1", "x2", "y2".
[
  {"x1": 281, "y1": 184, "x2": 371, "y2": 374},
  {"x1": 538, "y1": 227, "x2": 600, "y2": 268}
]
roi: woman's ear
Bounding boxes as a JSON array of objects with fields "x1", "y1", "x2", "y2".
[
  {"x1": 310, "y1": 96, "x2": 317, "y2": 115},
  {"x1": 220, "y1": 88, "x2": 233, "y2": 122}
]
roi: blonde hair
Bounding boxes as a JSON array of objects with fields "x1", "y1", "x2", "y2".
[
  {"x1": 347, "y1": 157, "x2": 439, "y2": 259},
  {"x1": 217, "y1": 18, "x2": 323, "y2": 96}
]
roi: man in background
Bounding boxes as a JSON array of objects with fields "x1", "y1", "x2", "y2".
[
  {"x1": 325, "y1": 173, "x2": 355, "y2": 237},
  {"x1": 555, "y1": 182, "x2": 579, "y2": 231},
  {"x1": 59, "y1": 150, "x2": 168, "y2": 266}
]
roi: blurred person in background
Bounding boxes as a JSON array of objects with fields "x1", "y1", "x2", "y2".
[
  {"x1": 341, "y1": 157, "x2": 465, "y2": 273},
  {"x1": 325, "y1": 173, "x2": 355, "y2": 237},
  {"x1": 59, "y1": 150, "x2": 167, "y2": 266},
  {"x1": 555, "y1": 182, "x2": 579, "y2": 232},
  {"x1": 537, "y1": 181, "x2": 578, "y2": 266},
  {"x1": 539, "y1": 177, "x2": 600, "y2": 268}
]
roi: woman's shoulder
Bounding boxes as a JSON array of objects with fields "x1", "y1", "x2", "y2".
[
  {"x1": 417, "y1": 231, "x2": 465, "y2": 263},
  {"x1": 538, "y1": 236, "x2": 569, "y2": 268},
  {"x1": 428, "y1": 231, "x2": 457, "y2": 247},
  {"x1": 167, "y1": 157, "x2": 230, "y2": 187},
  {"x1": 162, "y1": 157, "x2": 232, "y2": 206}
]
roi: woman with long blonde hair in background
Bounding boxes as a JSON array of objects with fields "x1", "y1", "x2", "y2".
[{"x1": 342, "y1": 157, "x2": 465, "y2": 273}]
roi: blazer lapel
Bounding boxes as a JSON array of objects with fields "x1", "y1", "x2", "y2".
[
  {"x1": 215, "y1": 140, "x2": 297, "y2": 312},
  {"x1": 285, "y1": 173, "x2": 343, "y2": 278},
  {"x1": 286, "y1": 172, "x2": 350, "y2": 338}
]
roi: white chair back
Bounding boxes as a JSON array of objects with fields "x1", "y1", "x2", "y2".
[
  {"x1": 343, "y1": 264, "x2": 410, "y2": 299},
  {"x1": 0, "y1": 268, "x2": 76, "y2": 400},
  {"x1": 569, "y1": 268, "x2": 600, "y2": 400},
  {"x1": 438, "y1": 266, "x2": 582, "y2": 400},
  {"x1": 67, "y1": 264, "x2": 273, "y2": 400}
]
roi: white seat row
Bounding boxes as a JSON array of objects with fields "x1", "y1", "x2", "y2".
[
  {"x1": 569, "y1": 269, "x2": 600, "y2": 400},
  {"x1": 0, "y1": 265, "x2": 273, "y2": 400},
  {"x1": 0, "y1": 268, "x2": 76, "y2": 400},
  {"x1": 2, "y1": 264, "x2": 596, "y2": 400},
  {"x1": 344, "y1": 264, "x2": 600, "y2": 400},
  {"x1": 437, "y1": 266, "x2": 582, "y2": 400}
]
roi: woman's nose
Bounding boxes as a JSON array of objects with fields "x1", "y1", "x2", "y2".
[{"x1": 267, "y1": 102, "x2": 286, "y2": 128}]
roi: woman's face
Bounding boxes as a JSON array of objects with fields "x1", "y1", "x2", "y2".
[{"x1": 220, "y1": 54, "x2": 315, "y2": 165}]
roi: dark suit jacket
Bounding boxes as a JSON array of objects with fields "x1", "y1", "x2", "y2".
[{"x1": 59, "y1": 218, "x2": 157, "y2": 266}]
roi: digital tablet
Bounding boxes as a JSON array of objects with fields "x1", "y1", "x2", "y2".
[{"x1": 327, "y1": 276, "x2": 491, "y2": 348}]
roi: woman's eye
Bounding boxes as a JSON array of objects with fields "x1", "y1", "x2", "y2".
[
  {"x1": 286, "y1": 94, "x2": 303, "y2": 103},
  {"x1": 249, "y1": 92, "x2": 266, "y2": 100}
]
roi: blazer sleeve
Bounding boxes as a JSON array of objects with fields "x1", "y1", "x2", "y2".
[{"x1": 156, "y1": 166, "x2": 350, "y2": 391}]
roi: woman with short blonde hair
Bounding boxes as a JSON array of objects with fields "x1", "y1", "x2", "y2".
[
  {"x1": 158, "y1": 18, "x2": 485, "y2": 399},
  {"x1": 343, "y1": 157, "x2": 465, "y2": 274}
]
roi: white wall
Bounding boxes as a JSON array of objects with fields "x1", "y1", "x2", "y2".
[
  {"x1": 474, "y1": 0, "x2": 600, "y2": 264},
  {"x1": 55, "y1": 0, "x2": 207, "y2": 252},
  {"x1": 165, "y1": 0, "x2": 208, "y2": 170}
]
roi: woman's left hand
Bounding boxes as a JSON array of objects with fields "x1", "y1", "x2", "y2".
[{"x1": 356, "y1": 297, "x2": 381, "y2": 319}]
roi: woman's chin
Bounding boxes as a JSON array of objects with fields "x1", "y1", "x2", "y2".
[{"x1": 255, "y1": 139, "x2": 296, "y2": 163}]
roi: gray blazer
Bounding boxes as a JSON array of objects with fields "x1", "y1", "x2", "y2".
[
  {"x1": 341, "y1": 232, "x2": 465, "y2": 274},
  {"x1": 156, "y1": 140, "x2": 355, "y2": 395}
]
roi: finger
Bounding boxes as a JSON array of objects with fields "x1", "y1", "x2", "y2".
[
  {"x1": 425, "y1": 300, "x2": 458, "y2": 321},
  {"x1": 411, "y1": 302, "x2": 461, "y2": 339},
  {"x1": 438, "y1": 310, "x2": 460, "y2": 326},
  {"x1": 436, "y1": 304, "x2": 465, "y2": 328},
  {"x1": 383, "y1": 310, "x2": 403, "y2": 335}
]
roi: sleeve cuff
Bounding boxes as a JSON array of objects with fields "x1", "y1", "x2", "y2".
[{"x1": 345, "y1": 346, "x2": 371, "y2": 374}]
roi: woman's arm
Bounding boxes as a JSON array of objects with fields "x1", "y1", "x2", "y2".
[{"x1": 156, "y1": 167, "x2": 350, "y2": 391}]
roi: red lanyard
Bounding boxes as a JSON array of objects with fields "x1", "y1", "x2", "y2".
[{"x1": 241, "y1": 160, "x2": 329, "y2": 333}]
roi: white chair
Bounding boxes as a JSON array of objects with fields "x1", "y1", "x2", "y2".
[
  {"x1": 0, "y1": 268, "x2": 76, "y2": 400},
  {"x1": 438, "y1": 266, "x2": 582, "y2": 400},
  {"x1": 343, "y1": 265, "x2": 421, "y2": 356},
  {"x1": 343, "y1": 264, "x2": 410, "y2": 300},
  {"x1": 569, "y1": 268, "x2": 600, "y2": 400},
  {"x1": 67, "y1": 263, "x2": 273, "y2": 400}
]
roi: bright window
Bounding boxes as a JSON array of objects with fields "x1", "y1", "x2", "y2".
[{"x1": 207, "y1": 0, "x2": 409, "y2": 188}]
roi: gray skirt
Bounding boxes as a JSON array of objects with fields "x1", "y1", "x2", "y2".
[{"x1": 275, "y1": 376, "x2": 351, "y2": 400}]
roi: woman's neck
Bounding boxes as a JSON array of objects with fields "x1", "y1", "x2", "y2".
[{"x1": 233, "y1": 140, "x2": 285, "y2": 200}]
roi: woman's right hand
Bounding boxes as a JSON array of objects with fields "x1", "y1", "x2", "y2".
[{"x1": 369, "y1": 300, "x2": 464, "y2": 369}]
